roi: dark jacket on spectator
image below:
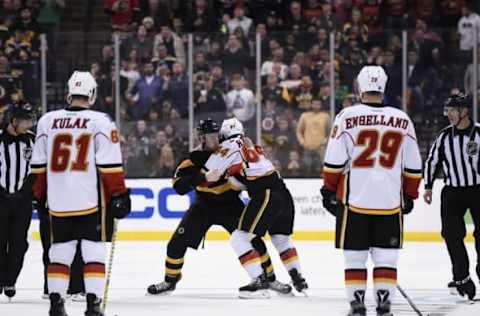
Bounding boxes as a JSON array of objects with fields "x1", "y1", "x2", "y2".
[
  {"x1": 166, "y1": 75, "x2": 189, "y2": 118},
  {"x1": 222, "y1": 48, "x2": 251, "y2": 78},
  {"x1": 129, "y1": 75, "x2": 164, "y2": 119}
]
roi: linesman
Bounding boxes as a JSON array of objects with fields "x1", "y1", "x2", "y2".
[{"x1": 424, "y1": 94, "x2": 480, "y2": 300}]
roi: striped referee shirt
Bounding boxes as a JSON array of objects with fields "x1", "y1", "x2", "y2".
[
  {"x1": 424, "y1": 123, "x2": 480, "y2": 188},
  {"x1": 0, "y1": 126, "x2": 35, "y2": 194}
]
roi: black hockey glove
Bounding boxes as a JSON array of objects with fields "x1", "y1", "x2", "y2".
[
  {"x1": 109, "y1": 189, "x2": 131, "y2": 219},
  {"x1": 320, "y1": 187, "x2": 338, "y2": 217},
  {"x1": 450, "y1": 276, "x2": 476, "y2": 300},
  {"x1": 402, "y1": 194, "x2": 414, "y2": 215}
]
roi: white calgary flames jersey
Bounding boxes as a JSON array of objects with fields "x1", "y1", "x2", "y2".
[
  {"x1": 31, "y1": 108, "x2": 125, "y2": 216},
  {"x1": 204, "y1": 136, "x2": 275, "y2": 181},
  {"x1": 323, "y1": 104, "x2": 422, "y2": 215}
]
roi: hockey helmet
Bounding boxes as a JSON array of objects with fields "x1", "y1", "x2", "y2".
[
  {"x1": 67, "y1": 71, "x2": 98, "y2": 105},
  {"x1": 219, "y1": 117, "x2": 244, "y2": 142},
  {"x1": 356, "y1": 66, "x2": 388, "y2": 95},
  {"x1": 197, "y1": 118, "x2": 220, "y2": 135}
]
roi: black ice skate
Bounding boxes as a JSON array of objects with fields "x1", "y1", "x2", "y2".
[
  {"x1": 147, "y1": 281, "x2": 176, "y2": 295},
  {"x1": 49, "y1": 293, "x2": 68, "y2": 316},
  {"x1": 289, "y1": 268, "x2": 308, "y2": 294},
  {"x1": 84, "y1": 293, "x2": 104, "y2": 316},
  {"x1": 376, "y1": 290, "x2": 393, "y2": 316},
  {"x1": 239, "y1": 274, "x2": 270, "y2": 299},
  {"x1": 348, "y1": 290, "x2": 366, "y2": 316},
  {"x1": 448, "y1": 276, "x2": 476, "y2": 300},
  {"x1": 4, "y1": 286, "x2": 15, "y2": 299}
]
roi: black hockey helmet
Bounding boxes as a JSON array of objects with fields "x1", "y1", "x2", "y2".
[
  {"x1": 445, "y1": 94, "x2": 471, "y2": 109},
  {"x1": 197, "y1": 118, "x2": 220, "y2": 135},
  {"x1": 10, "y1": 102, "x2": 35, "y2": 121}
]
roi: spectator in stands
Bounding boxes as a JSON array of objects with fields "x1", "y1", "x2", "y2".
[
  {"x1": 164, "y1": 62, "x2": 188, "y2": 117},
  {"x1": 151, "y1": 144, "x2": 176, "y2": 177},
  {"x1": 225, "y1": 73, "x2": 255, "y2": 125},
  {"x1": 0, "y1": 56, "x2": 16, "y2": 111},
  {"x1": 262, "y1": 73, "x2": 284, "y2": 105},
  {"x1": 464, "y1": 49, "x2": 480, "y2": 95},
  {"x1": 317, "y1": 1, "x2": 341, "y2": 32},
  {"x1": 193, "y1": 52, "x2": 210, "y2": 73},
  {"x1": 261, "y1": 47, "x2": 288, "y2": 81},
  {"x1": 211, "y1": 65, "x2": 228, "y2": 93},
  {"x1": 458, "y1": 3, "x2": 480, "y2": 64},
  {"x1": 101, "y1": 45, "x2": 114, "y2": 75},
  {"x1": 407, "y1": 48, "x2": 426, "y2": 113},
  {"x1": 13, "y1": 7, "x2": 40, "y2": 35},
  {"x1": 126, "y1": 61, "x2": 163, "y2": 120},
  {"x1": 150, "y1": 129, "x2": 168, "y2": 155},
  {"x1": 285, "y1": 1, "x2": 307, "y2": 32},
  {"x1": 152, "y1": 43, "x2": 177, "y2": 71},
  {"x1": 274, "y1": 116, "x2": 296, "y2": 168},
  {"x1": 382, "y1": 49, "x2": 402, "y2": 106},
  {"x1": 339, "y1": 48, "x2": 364, "y2": 93},
  {"x1": 296, "y1": 98, "x2": 330, "y2": 176},
  {"x1": 261, "y1": 97, "x2": 279, "y2": 142},
  {"x1": 288, "y1": 74, "x2": 316, "y2": 112},
  {"x1": 153, "y1": 25, "x2": 185, "y2": 66},
  {"x1": 227, "y1": 5, "x2": 253, "y2": 36},
  {"x1": 280, "y1": 63, "x2": 303, "y2": 90},
  {"x1": 194, "y1": 74, "x2": 226, "y2": 122},
  {"x1": 186, "y1": 0, "x2": 217, "y2": 33},
  {"x1": 342, "y1": 6, "x2": 369, "y2": 47},
  {"x1": 381, "y1": 0, "x2": 407, "y2": 30},
  {"x1": 104, "y1": 0, "x2": 141, "y2": 32},
  {"x1": 318, "y1": 81, "x2": 333, "y2": 109},
  {"x1": 284, "y1": 149, "x2": 304, "y2": 177},
  {"x1": 222, "y1": 34, "x2": 250, "y2": 79},
  {"x1": 4, "y1": 29, "x2": 31, "y2": 59},
  {"x1": 439, "y1": 0, "x2": 467, "y2": 27},
  {"x1": 121, "y1": 24, "x2": 153, "y2": 62},
  {"x1": 120, "y1": 59, "x2": 140, "y2": 91}
]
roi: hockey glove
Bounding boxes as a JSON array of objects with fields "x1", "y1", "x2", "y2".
[
  {"x1": 402, "y1": 194, "x2": 414, "y2": 214},
  {"x1": 451, "y1": 276, "x2": 476, "y2": 300},
  {"x1": 109, "y1": 189, "x2": 131, "y2": 219},
  {"x1": 320, "y1": 188, "x2": 338, "y2": 217}
]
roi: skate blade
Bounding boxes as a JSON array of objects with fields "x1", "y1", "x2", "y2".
[
  {"x1": 272, "y1": 290, "x2": 294, "y2": 297},
  {"x1": 145, "y1": 290, "x2": 173, "y2": 297},
  {"x1": 448, "y1": 287, "x2": 459, "y2": 296},
  {"x1": 70, "y1": 296, "x2": 86, "y2": 302},
  {"x1": 42, "y1": 294, "x2": 50, "y2": 300},
  {"x1": 299, "y1": 290, "x2": 309, "y2": 297},
  {"x1": 239, "y1": 290, "x2": 270, "y2": 299}
]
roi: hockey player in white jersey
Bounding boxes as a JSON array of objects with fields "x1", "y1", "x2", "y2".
[
  {"x1": 30, "y1": 71, "x2": 131, "y2": 316},
  {"x1": 320, "y1": 66, "x2": 422, "y2": 316},
  {"x1": 205, "y1": 118, "x2": 308, "y2": 298}
]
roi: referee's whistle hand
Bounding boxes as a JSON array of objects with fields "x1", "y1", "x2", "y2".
[{"x1": 423, "y1": 189, "x2": 433, "y2": 204}]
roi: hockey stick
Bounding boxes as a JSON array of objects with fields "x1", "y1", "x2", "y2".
[
  {"x1": 102, "y1": 219, "x2": 118, "y2": 313},
  {"x1": 397, "y1": 284, "x2": 423, "y2": 316}
]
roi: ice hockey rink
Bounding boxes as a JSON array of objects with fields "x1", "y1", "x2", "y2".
[{"x1": 1, "y1": 240, "x2": 480, "y2": 316}]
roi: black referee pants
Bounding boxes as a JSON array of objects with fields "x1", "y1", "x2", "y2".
[
  {"x1": 441, "y1": 186, "x2": 480, "y2": 281},
  {"x1": 39, "y1": 214, "x2": 85, "y2": 295},
  {"x1": 0, "y1": 195, "x2": 32, "y2": 287}
]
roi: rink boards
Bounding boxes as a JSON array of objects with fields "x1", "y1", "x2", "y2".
[{"x1": 31, "y1": 179, "x2": 474, "y2": 242}]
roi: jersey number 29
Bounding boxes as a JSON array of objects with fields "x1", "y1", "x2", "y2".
[{"x1": 353, "y1": 130, "x2": 402, "y2": 168}]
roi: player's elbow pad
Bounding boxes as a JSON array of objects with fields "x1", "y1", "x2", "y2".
[{"x1": 109, "y1": 189, "x2": 131, "y2": 219}]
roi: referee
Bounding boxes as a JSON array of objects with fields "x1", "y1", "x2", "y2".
[
  {"x1": 0, "y1": 103, "x2": 35, "y2": 299},
  {"x1": 424, "y1": 94, "x2": 480, "y2": 301}
]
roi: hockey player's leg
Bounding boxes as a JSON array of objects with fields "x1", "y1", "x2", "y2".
[
  {"x1": 344, "y1": 250, "x2": 368, "y2": 316},
  {"x1": 469, "y1": 205, "x2": 480, "y2": 285},
  {"x1": 48, "y1": 240, "x2": 77, "y2": 316},
  {"x1": 251, "y1": 236, "x2": 292, "y2": 295},
  {"x1": 230, "y1": 230, "x2": 270, "y2": 299},
  {"x1": 371, "y1": 248, "x2": 398, "y2": 316},
  {"x1": 270, "y1": 234, "x2": 308, "y2": 293},
  {"x1": 147, "y1": 236, "x2": 187, "y2": 295},
  {"x1": 81, "y1": 240, "x2": 105, "y2": 316}
]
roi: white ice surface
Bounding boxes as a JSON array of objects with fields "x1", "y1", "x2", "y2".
[{"x1": 1, "y1": 240, "x2": 480, "y2": 316}]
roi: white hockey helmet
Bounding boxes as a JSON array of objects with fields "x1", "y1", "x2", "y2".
[
  {"x1": 356, "y1": 66, "x2": 388, "y2": 95},
  {"x1": 67, "y1": 71, "x2": 98, "y2": 105},
  {"x1": 220, "y1": 117, "x2": 244, "y2": 142}
]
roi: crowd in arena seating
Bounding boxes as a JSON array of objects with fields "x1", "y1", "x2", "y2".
[{"x1": 2, "y1": 1, "x2": 480, "y2": 178}]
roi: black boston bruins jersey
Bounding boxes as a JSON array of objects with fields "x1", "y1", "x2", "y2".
[{"x1": 172, "y1": 150, "x2": 241, "y2": 202}]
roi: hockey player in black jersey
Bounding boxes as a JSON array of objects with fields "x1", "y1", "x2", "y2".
[{"x1": 147, "y1": 119, "x2": 291, "y2": 296}]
